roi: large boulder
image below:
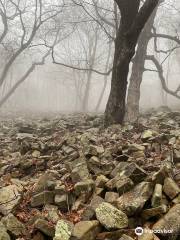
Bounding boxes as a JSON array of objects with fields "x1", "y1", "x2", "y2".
[{"x1": 95, "y1": 202, "x2": 128, "y2": 230}]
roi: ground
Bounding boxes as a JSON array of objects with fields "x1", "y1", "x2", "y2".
[{"x1": 0, "y1": 109, "x2": 179, "y2": 240}]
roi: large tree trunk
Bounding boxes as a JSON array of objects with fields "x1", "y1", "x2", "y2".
[
  {"x1": 126, "y1": 6, "x2": 158, "y2": 122},
  {"x1": 104, "y1": 0, "x2": 159, "y2": 125}
]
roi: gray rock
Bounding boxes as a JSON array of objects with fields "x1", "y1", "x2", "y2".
[
  {"x1": 0, "y1": 185, "x2": 21, "y2": 215},
  {"x1": 105, "y1": 192, "x2": 119, "y2": 203},
  {"x1": 0, "y1": 222, "x2": 10, "y2": 240},
  {"x1": 116, "y1": 177, "x2": 134, "y2": 195},
  {"x1": 31, "y1": 191, "x2": 54, "y2": 207},
  {"x1": 34, "y1": 219, "x2": 55, "y2": 237},
  {"x1": 95, "y1": 202, "x2": 128, "y2": 230},
  {"x1": 1, "y1": 213, "x2": 26, "y2": 236},
  {"x1": 43, "y1": 204, "x2": 59, "y2": 222},
  {"x1": 54, "y1": 194, "x2": 68, "y2": 211},
  {"x1": 119, "y1": 234, "x2": 134, "y2": 240},
  {"x1": 74, "y1": 180, "x2": 95, "y2": 196},
  {"x1": 72, "y1": 220, "x2": 101, "y2": 240}
]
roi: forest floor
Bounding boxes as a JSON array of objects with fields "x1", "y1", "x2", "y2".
[{"x1": 0, "y1": 109, "x2": 180, "y2": 240}]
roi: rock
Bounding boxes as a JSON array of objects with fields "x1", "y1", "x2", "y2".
[
  {"x1": 1, "y1": 213, "x2": 26, "y2": 236},
  {"x1": 34, "y1": 219, "x2": 55, "y2": 237},
  {"x1": 32, "y1": 150, "x2": 41, "y2": 157},
  {"x1": 43, "y1": 204, "x2": 59, "y2": 222},
  {"x1": 152, "y1": 165, "x2": 172, "y2": 184},
  {"x1": 173, "y1": 194, "x2": 180, "y2": 204},
  {"x1": 55, "y1": 184, "x2": 66, "y2": 195},
  {"x1": 119, "y1": 234, "x2": 134, "y2": 240},
  {"x1": 0, "y1": 185, "x2": 21, "y2": 215},
  {"x1": 105, "y1": 192, "x2": 119, "y2": 203},
  {"x1": 151, "y1": 184, "x2": 163, "y2": 207},
  {"x1": 138, "y1": 229, "x2": 154, "y2": 240},
  {"x1": 0, "y1": 222, "x2": 10, "y2": 240},
  {"x1": 95, "y1": 175, "x2": 109, "y2": 188},
  {"x1": 128, "y1": 144, "x2": 145, "y2": 152},
  {"x1": 33, "y1": 172, "x2": 56, "y2": 194},
  {"x1": 115, "y1": 182, "x2": 153, "y2": 216},
  {"x1": 81, "y1": 206, "x2": 95, "y2": 221},
  {"x1": 54, "y1": 220, "x2": 73, "y2": 240},
  {"x1": 54, "y1": 194, "x2": 68, "y2": 211},
  {"x1": 66, "y1": 158, "x2": 90, "y2": 183},
  {"x1": 141, "y1": 130, "x2": 155, "y2": 140},
  {"x1": 85, "y1": 145, "x2": 104, "y2": 156},
  {"x1": 116, "y1": 177, "x2": 134, "y2": 195},
  {"x1": 33, "y1": 232, "x2": 46, "y2": 240},
  {"x1": 96, "y1": 230, "x2": 126, "y2": 240},
  {"x1": 74, "y1": 180, "x2": 95, "y2": 196},
  {"x1": 88, "y1": 156, "x2": 114, "y2": 175},
  {"x1": 152, "y1": 204, "x2": 180, "y2": 236},
  {"x1": 72, "y1": 220, "x2": 101, "y2": 240},
  {"x1": 141, "y1": 205, "x2": 167, "y2": 220},
  {"x1": 163, "y1": 178, "x2": 180, "y2": 199},
  {"x1": 90, "y1": 195, "x2": 105, "y2": 211},
  {"x1": 95, "y1": 202, "x2": 128, "y2": 230},
  {"x1": 31, "y1": 191, "x2": 54, "y2": 207},
  {"x1": 111, "y1": 162, "x2": 147, "y2": 184}
]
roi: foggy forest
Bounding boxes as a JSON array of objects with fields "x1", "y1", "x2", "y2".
[{"x1": 0, "y1": 0, "x2": 180, "y2": 240}]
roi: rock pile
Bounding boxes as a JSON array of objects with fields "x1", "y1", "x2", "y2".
[{"x1": 0, "y1": 110, "x2": 179, "y2": 239}]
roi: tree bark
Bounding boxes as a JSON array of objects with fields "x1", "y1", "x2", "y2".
[
  {"x1": 104, "y1": 0, "x2": 159, "y2": 125},
  {"x1": 126, "y1": 6, "x2": 158, "y2": 122}
]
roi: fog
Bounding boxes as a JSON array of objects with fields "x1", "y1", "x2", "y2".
[{"x1": 0, "y1": 0, "x2": 180, "y2": 116}]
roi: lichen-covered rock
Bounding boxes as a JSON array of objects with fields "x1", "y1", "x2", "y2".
[
  {"x1": 53, "y1": 220, "x2": 73, "y2": 240},
  {"x1": 95, "y1": 202, "x2": 128, "y2": 230},
  {"x1": 115, "y1": 182, "x2": 153, "y2": 216}
]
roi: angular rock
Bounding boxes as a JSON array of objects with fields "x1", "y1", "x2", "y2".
[
  {"x1": 115, "y1": 182, "x2": 153, "y2": 216},
  {"x1": 34, "y1": 219, "x2": 55, "y2": 237},
  {"x1": 0, "y1": 222, "x2": 10, "y2": 240},
  {"x1": 43, "y1": 204, "x2": 59, "y2": 222},
  {"x1": 151, "y1": 184, "x2": 163, "y2": 207},
  {"x1": 54, "y1": 220, "x2": 73, "y2": 240},
  {"x1": 1, "y1": 213, "x2": 26, "y2": 236},
  {"x1": 152, "y1": 204, "x2": 180, "y2": 236},
  {"x1": 90, "y1": 195, "x2": 105, "y2": 211},
  {"x1": 0, "y1": 185, "x2": 21, "y2": 215},
  {"x1": 95, "y1": 175, "x2": 109, "y2": 188},
  {"x1": 33, "y1": 172, "x2": 56, "y2": 194},
  {"x1": 152, "y1": 165, "x2": 172, "y2": 184},
  {"x1": 119, "y1": 234, "x2": 134, "y2": 240},
  {"x1": 72, "y1": 220, "x2": 101, "y2": 240},
  {"x1": 31, "y1": 191, "x2": 54, "y2": 207},
  {"x1": 141, "y1": 205, "x2": 167, "y2": 220},
  {"x1": 66, "y1": 158, "x2": 90, "y2": 183},
  {"x1": 105, "y1": 192, "x2": 119, "y2": 203},
  {"x1": 95, "y1": 202, "x2": 128, "y2": 230},
  {"x1": 54, "y1": 194, "x2": 68, "y2": 211},
  {"x1": 163, "y1": 177, "x2": 180, "y2": 199},
  {"x1": 74, "y1": 180, "x2": 95, "y2": 196},
  {"x1": 116, "y1": 177, "x2": 134, "y2": 195}
]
